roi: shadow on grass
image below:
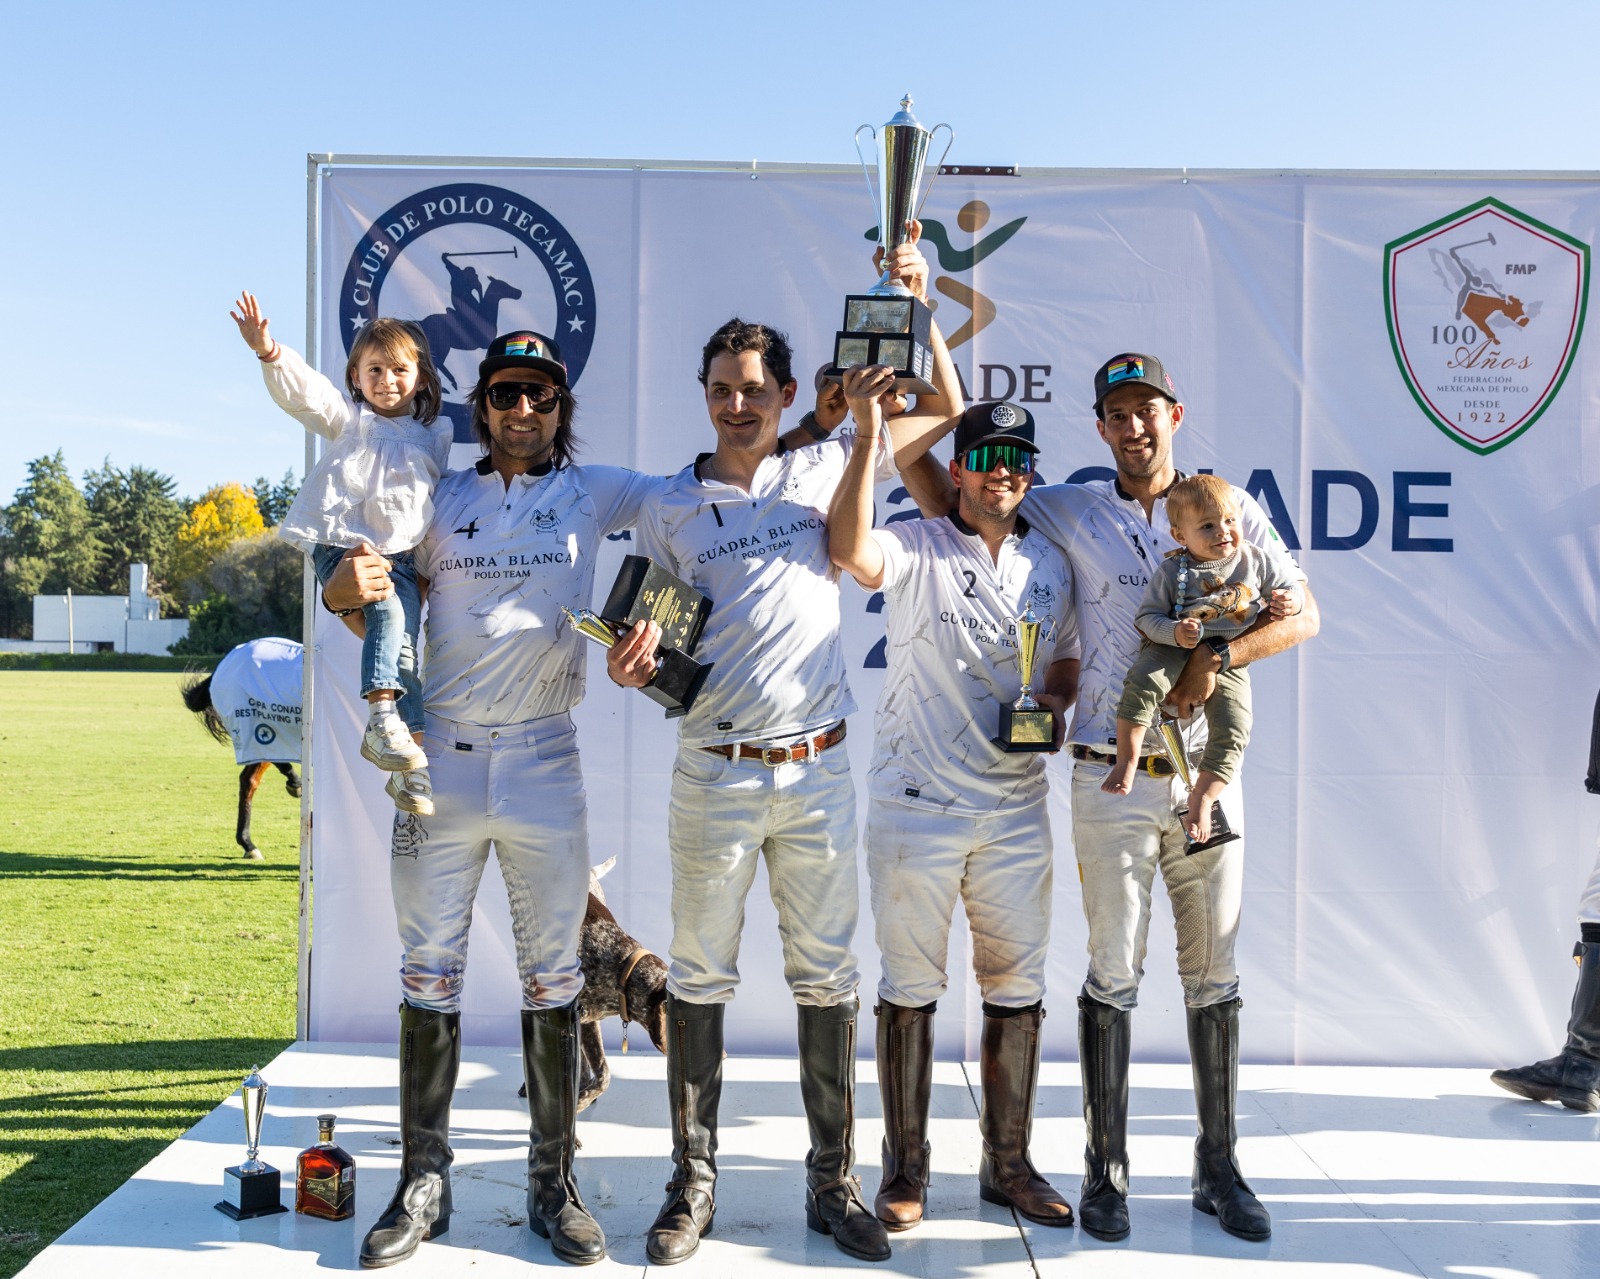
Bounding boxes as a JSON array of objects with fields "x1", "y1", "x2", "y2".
[
  {"x1": 0, "y1": 1038, "x2": 293, "y2": 1279},
  {"x1": 0, "y1": 851, "x2": 299, "y2": 881}
]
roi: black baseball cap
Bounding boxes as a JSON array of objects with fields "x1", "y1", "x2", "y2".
[
  {"x1": 1092, "y1": 352, "x2": 1178, "y2": 416},
  {"x1": 480, "y1": 331, "x2": 568, "y2": 386},
  {"x1": 953, "y1": 401, "x2": 1039, "y2": 455}
]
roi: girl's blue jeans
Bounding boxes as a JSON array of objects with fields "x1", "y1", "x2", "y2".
[{"x1": 312, "y1": 543, "x2": 424, "y2": 734}]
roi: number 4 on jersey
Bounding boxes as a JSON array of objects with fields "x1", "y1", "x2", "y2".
[{"x1": 454, "y1": 519, "x2": 480, "y2": 540}]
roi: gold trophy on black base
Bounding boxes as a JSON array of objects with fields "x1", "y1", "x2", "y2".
[
  {"x1": 564, "y1": 555, "x2": 713, "y2": 718},
  {"x1": 1153, "y1": 714, "x2": 1241, "y2": 854},
  {"x1": 827, "y1": 95, "x2": 953, "y2": 393},
  {"x1": 995, "y1": 603, "x2": 1056, "y2": 752}
]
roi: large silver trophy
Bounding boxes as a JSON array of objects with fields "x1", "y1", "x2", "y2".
[
  {"x1": 995, "y1": 604, "x2": 1057, "y2": 752},
  {"x1": 827, "y1": 95, "x2": 953, "y2": 393},
  {"x1": 1152, "y1": 714, "x2": 1241, "y2": 853},
  {"x1": 216, "y1": 1065, "x2": 287, "y2": 1219}
]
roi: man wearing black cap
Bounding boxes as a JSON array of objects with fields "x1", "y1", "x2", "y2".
[
  {"x1": 1017, "y1": 352, "x2": 1318, "y2": 1244},
  {"x1": 325, "y1": 330, "x2": 662, "y2": 1268},
  {"x1": 830, "y1": 384, "x2": 1080, "y2": 1233}
]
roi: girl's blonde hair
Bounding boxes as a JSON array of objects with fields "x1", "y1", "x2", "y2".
[
  {"x1": 1166, "y1": 472, "x2": 1238, "y2": 527},
  {"x1": 345, "y1": 318, "x2": 442, "y2": 424}
]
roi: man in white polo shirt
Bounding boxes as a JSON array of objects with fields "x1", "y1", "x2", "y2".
[
  {"x1": 608, "y1": 268, "x2": 961, "y2": 1264},
  {"x1": 830, "y1": 388, "x2": 1080, "y2": 1234},
  {"x1": 1020, "y1": 352, "x2": 1319, "y2": 1244},
  {"x1": 325, "y1": 330, "x2": 660, "y2": 1269}
]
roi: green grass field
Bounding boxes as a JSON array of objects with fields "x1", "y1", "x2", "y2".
[{"x1": 0, "y1": 672, "x2": 300, "y2": 1277}]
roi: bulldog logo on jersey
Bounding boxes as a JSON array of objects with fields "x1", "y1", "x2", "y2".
[
  {"x1": 1384, "y1": 197, "x2": 1589, "y2": 455},
  {"x1": 531, "y1": 508, "x2": 561, "y2": 533},
  {"x1": 339, "y1": 181, "x2": 597, "y2": 444},
  {"x1": 1027, "y1": 582, "x2": 1056, "y2": 612},
  {"x1": 780, "y1": 477, "x2": 805, "y2": 503}
]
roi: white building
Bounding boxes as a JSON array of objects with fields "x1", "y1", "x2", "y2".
[{"x1": 0, "y1": 564, "x2": 189, "y2": 654}]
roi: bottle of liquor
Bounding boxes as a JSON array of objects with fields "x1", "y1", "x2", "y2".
[{"x1": 295, "y1": 1113, "x2": 355, "y2": 1220}]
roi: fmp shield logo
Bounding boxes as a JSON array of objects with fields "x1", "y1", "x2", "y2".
[{"x1": 1385, "y1": 197, "x2": 1588, "y2": 455}]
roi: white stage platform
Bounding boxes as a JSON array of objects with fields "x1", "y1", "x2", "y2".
[{"x1": 18, "y1": 1042, "x2": 1598, "y2": 1278}]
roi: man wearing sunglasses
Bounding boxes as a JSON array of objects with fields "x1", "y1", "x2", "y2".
[
  {"x1": 324, "y1": 329, "x2": 662, "y2": 1268},
  {"x1": 1018, "y1": 353, "x2": 1318, "y2": 1244},
  {"x1": 606, "y1": 239, "x2": 962, "y2": 1266},
  {"x1": 829, "y1": 392, "x2": 1080, "y2": 1234}
]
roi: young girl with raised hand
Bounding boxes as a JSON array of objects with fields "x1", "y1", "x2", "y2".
[{"x1": 231, "y1": 291, "x2": 451, "y2": 816}]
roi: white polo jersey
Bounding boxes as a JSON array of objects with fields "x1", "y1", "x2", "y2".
[
  {"x1": 1021, "y1": 476, "x2": 1303, "y2": 751},
  {"x1": 418, "y1": 457, "x2": 663, "y2": 727},
  {"x1": 634, "y1": 432, "x2": 894, "y2": 748},
  {"x1": 211, "y1": 636, "x2": 304, "y2": 765},
  {"x1": 868, "y1": 514, "x2": 1079, "y2": 815}
]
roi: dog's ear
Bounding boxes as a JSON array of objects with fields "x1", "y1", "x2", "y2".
[{"x1": 645, "y1": 988, "x2": 670, "y2": 1055}]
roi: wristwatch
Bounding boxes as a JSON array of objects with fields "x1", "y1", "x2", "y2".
[
  {"x1": 797, "y1": 409, "x2": 831, "y2": 442},
  {"x1": 1203, "y1": 635, "x2": 1232, "y2": 673}
]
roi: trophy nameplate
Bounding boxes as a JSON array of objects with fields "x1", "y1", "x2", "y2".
[
  {"x1": 216, "y1": 1066, "x2": 287, "y2": 1220},
  {"x1": 566, "y1": 556, "x2": 714, "y2": 718},
  {"x1": 1153, "y1": 716, "x2": 1241, "y2": 854},
  {"x1": 827, "y1": 95, "x2": 953, "y2": 394},
  {"x1": 995, "y1": 603, "x2": 1057, "y2": 753}
]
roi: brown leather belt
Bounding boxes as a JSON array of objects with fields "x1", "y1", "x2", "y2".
[
  {"x1": 705, "y1": 721, "x2": 847, "y2": 767},
  {"x1": 1069, "y1": 742, "x2": 1177, "y2": 778}
]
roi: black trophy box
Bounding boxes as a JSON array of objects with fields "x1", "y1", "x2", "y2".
[
  {"x1": 600, "y1": 555, "x2": 714, "y2": 719},
  {"x1": 601, "y1": 555, "x2": 711, "y2": 657},
  {"x1": 995, "y1": 704, "x2": 1055, "y2": 753},
  {"x1": 216, "y1": 1162, "x2": 288, "y2": 1219},
  {"x1": 827, "y1": 292, "x2": 937, "y2": 393}
]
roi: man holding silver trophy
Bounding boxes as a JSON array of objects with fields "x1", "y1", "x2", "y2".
[
  {"x1": 1021, "y1": 354, "x2": 1320, "y2": 1242},
  {"x1": 829, "y1": 395, "x2": 1080, "y2": 1234}
]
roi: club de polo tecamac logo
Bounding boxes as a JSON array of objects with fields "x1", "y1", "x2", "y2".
[
  {"x1": 1385, "y1": 197, "x2": 1588, "y2": 455},
  {"x1": 341, "y1": 182, "x2": 596, "y2": 442}
]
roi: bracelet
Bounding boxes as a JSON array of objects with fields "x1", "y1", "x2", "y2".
[
  {"x1": 321, "y1": 591, "x2": 360, "y2": 619},
  {"x1": 257, "y1": 342, "x2": 280, "y2": 362},
  {"x1": 798, "y1": 410, "x2": 831, "y2": 442}
]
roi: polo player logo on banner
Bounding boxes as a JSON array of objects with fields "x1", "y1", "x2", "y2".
[
  {"x1": 1384, "y1": 197, "x2": 1589, "y2": 455},
  {"x1": 339, "y1": 182, "x2": 597, "y2": 442}
]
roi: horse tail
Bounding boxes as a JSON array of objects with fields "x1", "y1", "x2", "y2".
[{"x1": 180, "y1": 673, "x2": 230, "y2": 745}]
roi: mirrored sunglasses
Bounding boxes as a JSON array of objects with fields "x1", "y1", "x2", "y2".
[
  {"x1": 486, "y1": 382, "x2": 565, "y2": 413},
  {"x1": 961, "y1": 443, "x2": 1034, "y2": 474}
]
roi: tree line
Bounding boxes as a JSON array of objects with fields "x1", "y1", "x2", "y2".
[{"x1": 0, "y1": 452, "x2": 303, "y2": 655}]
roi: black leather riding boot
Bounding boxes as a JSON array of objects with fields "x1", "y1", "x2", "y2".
[
  {"x1": 1491, "y1": 941, "x2": 1600, "y2": 1112},
  {"x1": 522, "y1": 1003, "x2": 606, "y2": 1265},
  {"x1": 799, "y1": 999, "x2": 891, "y2": 1262},
  {"x1": 1077, "y1": 992, "x2": 1131, "y2": 1241},
  {"x1": 1188, "y1": 998, "x2": 1271, "y2": 1241},
  {"x1": 646, "y1": 995, "x2": 723, "y2": 1265},
  {"x1": 976, "y1": 1004, "x2": 1073, "y2": 1227},
  {"x1": 360, "y1": 1004, "x2": 460, "y2": 1268},
  {"x1": 873, "y1": 1002, "x2": 934, "y2": 1231}
]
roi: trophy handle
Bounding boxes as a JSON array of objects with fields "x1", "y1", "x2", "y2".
[
  {"x1": 853, "y1": 124, "x2": 881, "y2": 242},
  {"x1": 911, "y1": 123, "x2": 956, "y2": 226}
]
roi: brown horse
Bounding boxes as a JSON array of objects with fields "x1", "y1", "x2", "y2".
[
  {"x1": 1462, "y1": 292, "x2": 1530, "y2": 345},
  {"x1": 180, "y1": 673, "x2": 301, "y2": 860}
]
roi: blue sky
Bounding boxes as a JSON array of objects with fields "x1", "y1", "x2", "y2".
[{"x1": 2, "y1": 0, "x2": 1595, "y2": 502}]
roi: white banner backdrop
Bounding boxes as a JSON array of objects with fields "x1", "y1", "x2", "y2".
[{"x1": 305, "y1": 163, "x2": 1600, "y2": 1067}]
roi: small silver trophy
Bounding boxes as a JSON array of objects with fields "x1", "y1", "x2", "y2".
[
  {"x1": 827, "y1": 95, "x2": 954, "y2": 392},
  {"x1": 216, "y1": 1065, "x2": 287, "y2": 1219},
  {"x1": 995, "y1": 604, "x2": 1057, "y2": 752},
  {"x1": 1152, "y1": 713, "x2": 1241, "y2": 853}
]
